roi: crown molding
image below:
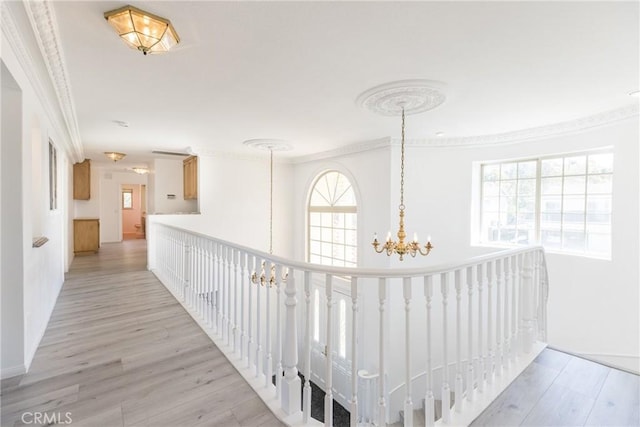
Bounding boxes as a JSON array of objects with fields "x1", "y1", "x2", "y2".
[
  {"x1": 395, "y1": 104, "x2": 639, "y2": 148},
  {"x1": 23, "y1": 0, "x2": 83, "y2": 162},
  {"x1": 292, "y1": 137, "x2": 391, "y2": 164}
]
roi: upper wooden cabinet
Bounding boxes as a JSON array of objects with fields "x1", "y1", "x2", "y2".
[
  {"x1": 183, "y1": 155, "x2": 198, "y2": 200},
  {"x1": 73, "y1": 159, "x2": 91, "y2": 200}
]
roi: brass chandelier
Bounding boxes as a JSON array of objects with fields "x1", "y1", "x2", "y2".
[
  {"x1": 372, "y1": 107, "x2": 433, "y2": 261},
  {"x1": 250, "y1": 147, "x2": 288, "y2": 286}
]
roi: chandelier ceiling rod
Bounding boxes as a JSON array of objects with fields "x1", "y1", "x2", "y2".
[{"x1": 372, "y1": 105, "x2": 433, "y2": 261}]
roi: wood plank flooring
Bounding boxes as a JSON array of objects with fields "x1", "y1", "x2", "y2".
[
  {"x1": 0, "y1": 240, "x2": 284, "y2": 427},
  {"x1": 471, "y1": 348, "x2": 640, "y2": 426}
]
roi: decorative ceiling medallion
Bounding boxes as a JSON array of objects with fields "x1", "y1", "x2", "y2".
[
  {"x1": 356, "y1": 79, "x2": 447, "y2": 116},
  {"x1": 243, "y1": 139, "x2": 293, "y2": 152}
]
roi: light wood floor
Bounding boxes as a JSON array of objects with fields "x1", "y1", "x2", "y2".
[
  {"x1": 1, "y1": 240, "x2": 284, "y2": 427},
  {"x1": 471, "y1": 348, "x2": 640, "y2": 426}
]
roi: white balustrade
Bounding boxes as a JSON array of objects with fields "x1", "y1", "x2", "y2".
[{"x1": 148, "y1": 220, "x2": 549, "y2": 427}]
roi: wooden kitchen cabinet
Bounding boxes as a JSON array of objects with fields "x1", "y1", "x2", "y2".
[
  {"x1": 73, "y1": 159, "x2": 91, "y2": 200},
  {"x1": 74, "y1": 219, "x2": 99, "y2": 255},
  {"x1": 183, "y1": 155, "x2": 198, "y2": 200}
]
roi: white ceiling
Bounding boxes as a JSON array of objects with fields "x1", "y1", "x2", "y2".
[{"x1": 52, "y1": 1, "x2": 639, "y2": 165}]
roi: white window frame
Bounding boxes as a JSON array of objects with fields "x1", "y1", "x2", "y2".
[
  {"x1": 307, "y1": 170, "x2": 358, "y2": 267},
  {"x1": 476, "y1": 148, "x2": 613, "y2": 259}
]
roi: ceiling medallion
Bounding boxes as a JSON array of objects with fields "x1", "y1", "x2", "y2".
[
  {"x1": 243, "y1": 139, "x2": 293, "y2": 152},
  {"x1": 356, "y1": 79, "x2": 447, "y2": 116}
]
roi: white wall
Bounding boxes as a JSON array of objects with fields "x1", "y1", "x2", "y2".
[
  {"x1": 150, "y1": 158, "x2": 197, "y2": 215},
  {"x1": 396, "y1": 118, "x2": 639, "y2": 372},
  {"x1": 1, "y1": 7, "x2": 70, "y2": 376},
  {"x1": 1, "y1": 61, "x2": 26, "y2": 377}
]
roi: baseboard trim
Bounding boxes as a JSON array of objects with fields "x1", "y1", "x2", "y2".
[
  {"x1": 1, "y1": 364, "x2": 26, "y2": 379},
  {"x1": 548, "y1": 345, "x2": 640, "y2": 375}
]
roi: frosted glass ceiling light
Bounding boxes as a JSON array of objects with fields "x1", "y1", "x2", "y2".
[
  {"x1": 104, "y1": 152, "x2": 126, "y2": 162},
  {"x1": 132, "y1": 167, "x2": 149, "y2": 174},
  {"x1": 104, "y1": 5, "x2": 180, "y2": 55}
]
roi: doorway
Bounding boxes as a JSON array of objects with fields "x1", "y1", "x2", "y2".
[{"x1": 121, "y1": 184, "x2": 146, "y2": 240}]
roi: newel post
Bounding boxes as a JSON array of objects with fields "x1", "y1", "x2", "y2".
[
  {"x1": 282, "y1": 268, "x2": 302, "y2": 415},
  {"x1": 520, "y1": 252, "x2": 535, "y2": 354}
]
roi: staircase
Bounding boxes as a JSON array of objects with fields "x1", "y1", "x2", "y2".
[{"x1": 394, "y1": 393, "x2": 456, "y2": 427}]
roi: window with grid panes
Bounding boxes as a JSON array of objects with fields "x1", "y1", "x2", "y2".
[
  {"x1": 479, "y1": 150, "x2": 613, "y2": 258},
  {"x1": 308, "y1": 171, "x2": 357, "y2": 266}
]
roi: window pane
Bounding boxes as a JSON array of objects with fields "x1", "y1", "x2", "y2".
[
  {"x1": 587, "y1": 175, "x2": 612, "y2": 194},
  {"x1": 541, "y1": 158, "x2": 563, "y2": 177},
  {"x1": 518, "y1": 161, "x2": 536, "y2": 178},
  {"x1": 333, "y1": 228, "x2": 344, "y2": 242},
  {"x1": 310, "y1": 241, "x2": 320, "y2": 255},
  {"x1": 321, "y1": 243, "x2": 332, "y2": 256},
  {"x1": 518, "y1": 179, "x2": 536, "y2": 196},
  {"x1": 587, "y1": 195, "x2": 612, "y2": 213},
  {"x1": 483, "y1": 164, "x2": 500, "y2": 181},
  {"x1": 310, "y1": 226, "x2": 320, "y2": 240},
  {"x1": 483, "y1": 197, "x2": 500, "y2": 212},
  {"x1": 483, "y1": 181, "x2": 499, "y2": 196},
  {"x1": 541, "y1": 195, "x2": 562, "y2": 213},
  {"x1": 588, "y1": 153, "x2": 613, "y2": 174},
  {"x1": 310, "y1": 212, "x2": 321, "y2": 226},
  {"x1": 321, "y1": 228, "x2": 331, "y2": 241},
  {"x1": 564, "y1": 156, "x2": 586, "y2": 175},
  {"x1": 321, "y1": 213, "x2": 332, "y2": 227},
  {"x1": 562, "y1": 195, "x2": 585, "y2": 213},
  {"x1": 541, "y1": 177, "x2": 563, "y2": 195},
  {"x1": 333, "y1": 213, "x2": 345, "y2": 227},
  {"x1": 345, "y1": 230, "x2": 356, "y2": 246},
  {"x1": 517, "y1": 197, "x2": 535, "y2": 212},
  {"x1": 540, "y1": 213, "x2": 561, "y2": 229},
  {"x1": 501, "y1": 163, "x2": 518, "y2": 179},
  {"x1": 501, "y1": 196, "x2": 517, "y2": 214},
  {"x1": 500, "y1": 181, "x2": 517, "y2": 196},
  {"x1": 563, "y1": 176, "x2": 586, "y2": 194}
]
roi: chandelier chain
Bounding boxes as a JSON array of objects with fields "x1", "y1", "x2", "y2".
[{"x1": 400, "y1": 108, "x2": 405, "y2": 210}]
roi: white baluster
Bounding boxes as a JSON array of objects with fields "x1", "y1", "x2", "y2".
[
  {"x1": 486, "y1": 261, "x2": 494, "y2": 386},
  {"x1": 255, "y1": 257, "x2": 263, "y2": 378},
  {"x1": 466, "y1": 266, "x2": 475, "y2": 403},
  {"x1": 495, "y1": 258, "x2": 503, "y2": 377},
  {"x1": 350, "y1": 277, "x2": 358, "y2": 427},
  {"x1": 233, "y1": 249, "x2": 239, "y2": 353},
  {"x1": 503, "y1": 257, "x2": 510, "y2": 370},
  {"x1": 540, "y1": 251, "x2": 549, "y2": 343},
  {"x1": 226, "y1": 248, "x2": 232, "y2": 346},
  {"x1": 303, "y1": 271, "x2": 312, "y2": 424},
  {"x1": 476, "y1": 263, "x2": 484, "y2": 393},
  {"x1": 441, "y1": 272, "x2": 451, "y2": 424},
  {"x1": 520, "y1": 252, "x2": 534, "y2": 354},
  {"x1": 276, "y1": 265, "x2": 283, "y2": 399},
  {"x1": 378, "y1": 278, "x2": 387, "y2": 427},
  {"x1": 454, "y1": 270, "x2": 463, "y2": 413},
  {"x1": 247, "y1": 254, "x2": 254, "y2": 368},
  {"x1": 240, "y1": 251, "x2": 247, "y2": 359},
  {"x1": 184, "y1": 237, "x2": 191, "y2": 304},
  {"x1": 282, "y1": 268, "x2": 301, "y2": 415},
  {"x1": 265, "y1": 262, "x2": 273, "y2": 388},
  {"x1": 325, "y1": 274, "x2": 334, "y2": 427},
  {"x1": 510, "y1": 255, "x2": 518, "y2": 362},
  {"x1": 424, "y1": 276, "x2": 435, "y2": 427},
  {"x1": 403, "y1": 277, "x2": 413, "y2": 427}
]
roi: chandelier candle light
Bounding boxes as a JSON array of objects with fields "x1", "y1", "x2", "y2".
[{"x1": 372, "y1": 107, "x2": 433, "y2": 260}]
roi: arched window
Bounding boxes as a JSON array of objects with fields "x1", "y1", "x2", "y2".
[{"x1": 308, "y1": 171, "x2": 357, "y2": 267}]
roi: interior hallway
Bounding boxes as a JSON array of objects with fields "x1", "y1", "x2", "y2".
[{"x1": 0, "y1": 240, "x2": 283, "y2": 427}]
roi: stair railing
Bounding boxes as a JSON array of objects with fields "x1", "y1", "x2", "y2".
[{"x1": 148, "y1": 218, "x2": 548, "y2": 427}]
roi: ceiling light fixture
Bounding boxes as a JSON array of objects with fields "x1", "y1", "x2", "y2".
[
  {"x1": 104, "y1": 5, "x2": 180, "y2": 55},
  {"x1": 372, "y1": 106, "x2": 433, "y2": 260},
  {"x1": 132, "y1": 167, "x2": 149, "y2": 174},
  {"x1": 104, "y1": 152, "x2": 126, "y2": 162}
]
